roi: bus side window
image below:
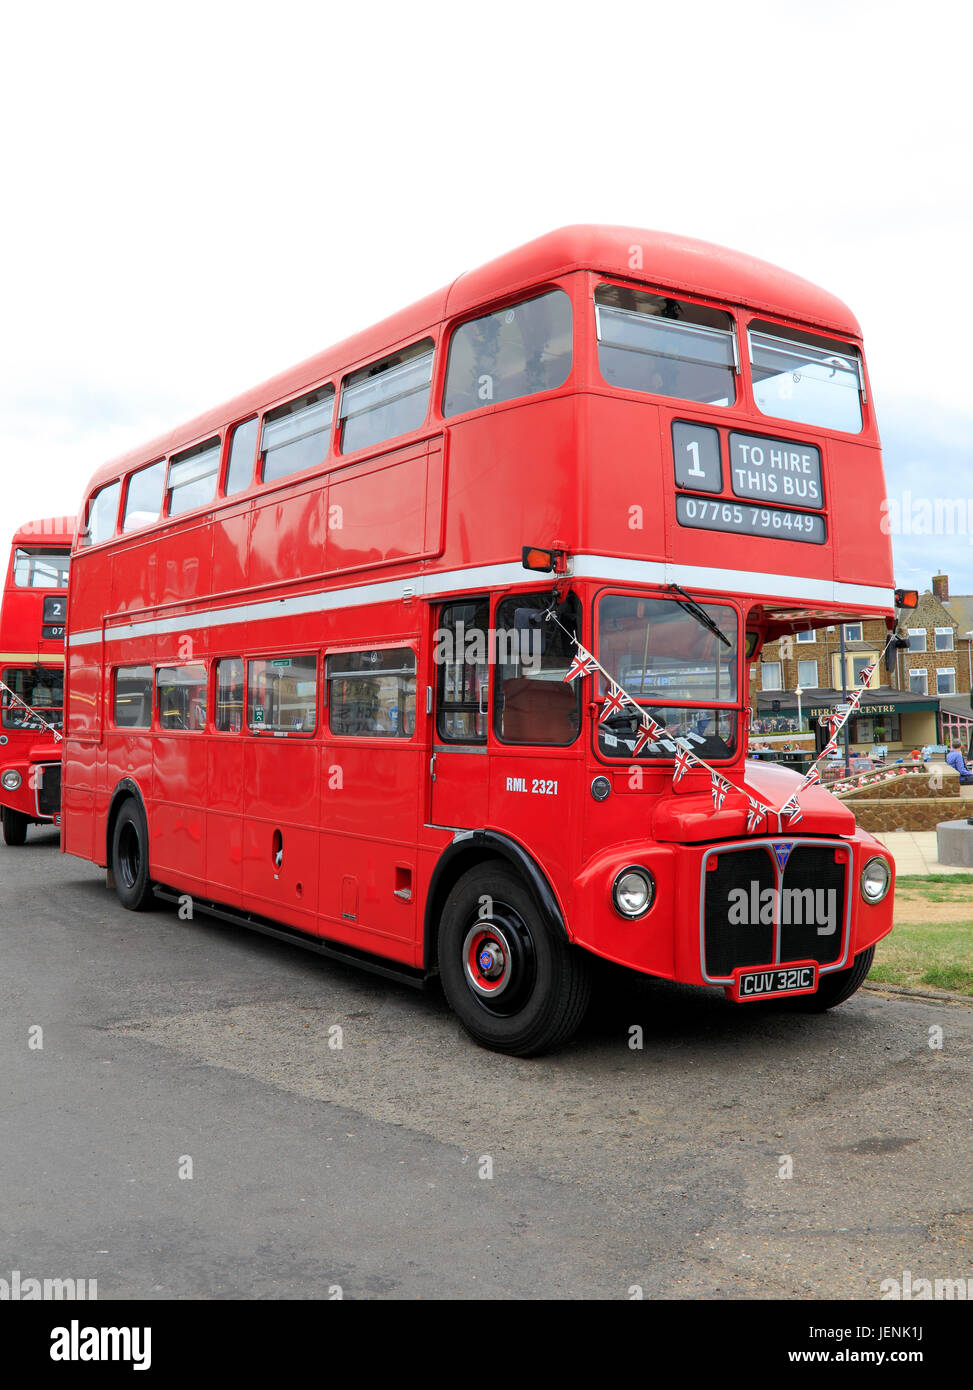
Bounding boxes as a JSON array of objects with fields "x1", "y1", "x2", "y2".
[
  {"x1": 215, "y1": 658, "x2": 244, "y2": 732},
  {"x1": 493, "y1": 593, "x2": 581, "y2": 745},
  {"x1": 326, "y1": 648, "x2": 417, "y2": 738},
  {"x1": 443, "y1": 290, "x2": 573, "y2": 418},
  {"x1": 158, "y1": 664, "x2": 208, "y2": 730},
  {"x1": 113, "y1": 666, "x2": 153, "y2": 728}
]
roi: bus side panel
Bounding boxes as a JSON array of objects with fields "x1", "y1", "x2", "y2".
[
  {"x1": 578, "y1": 395, "x2": 668, "y2": 564},
  {"x1": 328, "y1": 447, "x2": 433, "y2": 573},
  {"x1": 828, "y1": 440, "x2": 895, "y2": 589},
  {"x1": 151, "y1": 734, "x2": 208, "y2": 886},
  {"x1": 155, "y1": 518, "x2": 213, "y2": 607},
  {"x1": 438, "y1": 397, "x2": 578, "y2": 568},
  {"x1": 318, "y1": 741, "x2": 421, "y2": 951},
  {"x1": 204, "y1": 737, "x2": 244, "y2": 898},
  {"x1": 239, "y1": 737, "x2": 321, "y2": 932},
  {"x1": 248, "y1": 485, "x2": 329, "y2": 590}
]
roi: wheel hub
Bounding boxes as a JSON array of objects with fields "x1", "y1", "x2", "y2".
[{"x1": 463, "y1": 924, "x2": 514, "y2": 999}]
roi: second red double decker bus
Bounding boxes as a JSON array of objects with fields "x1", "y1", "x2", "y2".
[
  {"x1": 1, "y1": 518, "x2": 73, "y2": 844},
  {"x1": 62, "y1": 226, "x2": 898, "y2": 1053}
]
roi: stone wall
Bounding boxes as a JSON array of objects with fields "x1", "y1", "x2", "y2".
[
  {"x1": 846, "y1": 797, "x2": 966, "y2": 833},
  {"x1": 840, "y1": 769, "x2": 960, "y2": 801}
]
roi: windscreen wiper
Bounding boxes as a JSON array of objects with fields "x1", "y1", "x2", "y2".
[{"x1": 666, "y1": 583, "x2": 731, "y2": 647}]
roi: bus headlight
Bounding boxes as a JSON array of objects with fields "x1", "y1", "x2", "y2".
[
  {"x1": 612, "y1": 866, "x2": 655, "y2": 918},
  {"x1": 860, "y1": 856, "x2": 891, "y2": 904},
  {"x1": 2, "y1": 769, "x2": 22, "y2": 791}
]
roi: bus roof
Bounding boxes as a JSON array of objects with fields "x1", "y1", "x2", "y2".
[
  {"x1": 9, "y1": 518, "x2": 76, "y2": 550},
  {"x1": 81, "y1": 225, "x2": 862, "y2": 498}
]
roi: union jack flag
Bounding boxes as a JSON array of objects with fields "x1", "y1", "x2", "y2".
[
  {"x1": 823, "y1": 737, "x2": 839, "y2": 757},
  {"x1": 858, "y1": 662, "x2": 876, "y2": 686},
  {"x1": 784, "y1": 801, "x2": 804, "y2": 825},
  {"x1": 599, "y1": 683, "x2": 629, "y2": 722},
  {"x1": 673, "y1": 746, "x2": 697, "y2": 783},
  {"x1": 711, "y1": 773, "x2": 727, "y2": 810},
  {"x1": 632, "y1": 718, "x2": 662, "y2": 756},
  {"x1": 564, "y1": 647, "x2": 598, "y2": 683},
  {"x1": 747, "y1": 797, "x2": 766, "y2": 833},
  {"x1": 823, "y1": 712, "x2": 843, "y2": 736},
  {"x1": 802, "y1": 765, "x2": 821, "y2": 788}
]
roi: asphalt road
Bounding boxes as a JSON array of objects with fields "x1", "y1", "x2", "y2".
[{"x1": 2, "y1": 825, "x2": 971, "y2": 1300}]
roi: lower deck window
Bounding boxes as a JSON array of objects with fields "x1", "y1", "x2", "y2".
[
  {"x1": 248, "y1": 656, "x2": 317, "y2": 733},
  {"x1": 1, "y1": 666, "x2": 64, "y2": 730},
  {"x1": 114, "y1": 666, "x2": 153, "y2": 728},
  {"x1": 158, "y1": 664, "x2": 208, "y2": 730},
  {"x1": 327, "y1": 648, "x2": 417, "y2": 737}
]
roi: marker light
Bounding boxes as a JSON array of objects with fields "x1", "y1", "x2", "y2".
[
  {"x1": 860, "y1": 856, "x2": 891, "y2": 903},
  {"x1": 2, "y1": 769, "x2": 22, "y2": 791},
  {"x1": 612, "y1": 866, "x2": 655, "y2": 918},
  {"x1": 522, "y1": 545, "x2": 566, "y2": 573},
  {"x1": 894, "y1": 588, "x2": 919, "y2": 609}
]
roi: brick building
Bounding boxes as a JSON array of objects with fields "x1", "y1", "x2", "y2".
[{"x1": 752, "y1": 572, "x2": 973, "y2": 756}]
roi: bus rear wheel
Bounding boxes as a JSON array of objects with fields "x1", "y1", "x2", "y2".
[
  {"x1": 111, "y1": 799, "x2": 155, "y2": 911},
  {"x1": 2, "y1": 807, "x2": 29, "y2": 846},
  {"x1": 437, "y1": 861, "x2": 590, "y2": 1056}
]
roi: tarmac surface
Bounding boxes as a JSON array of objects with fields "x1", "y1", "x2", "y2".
[{"x1": 2, "y1": 825, "x2": 971, "y2": 1300}]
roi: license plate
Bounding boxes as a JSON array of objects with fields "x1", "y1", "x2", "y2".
[{"x1": 728, "y1": 962, "x2": 817, "y2": 1002}]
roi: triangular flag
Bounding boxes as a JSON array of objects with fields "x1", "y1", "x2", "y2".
[
  {"x1": 599, "y1": 683, "x2": 629, "y2": 722},
  {"x1": 564, "y1": 647, "x2": 598, "y2": 683},
  {"x1": 632, "y1": 718, "x2": 662, "y2": 756},
  {"x1": 673, "y1": 746, "x2": 697, "y2": 784}
]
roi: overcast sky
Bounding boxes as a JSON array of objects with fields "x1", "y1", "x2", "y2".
[{"x1": 2, "y1": 1, "x2": 971, "y2": 594}]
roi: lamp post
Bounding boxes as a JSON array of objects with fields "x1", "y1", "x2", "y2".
[{"x1": 795, "y1": 685, "x2": 803, "y2": 734}]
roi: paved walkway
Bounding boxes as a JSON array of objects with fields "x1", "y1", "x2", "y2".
[{"x1": 872, "y1": 830, "x2": 972, "y2": 876}]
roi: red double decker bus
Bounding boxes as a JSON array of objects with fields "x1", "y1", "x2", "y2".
[
  {"x1": 1, "y1": 518, "x2": 73, "y2": 844},
  {"x1": 62, "y1": 226, "x2": 899, "y2": 1053}
]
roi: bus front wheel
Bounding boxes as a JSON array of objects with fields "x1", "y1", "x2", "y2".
[
  {"x1": 2, "y1": 807, "x2": 29, "y2": 846},
  {"x1": 776, "y1": 947, "x2": 875, "y2": 1012},
  {"x1": 111, "y1": 799, "x2": 155, "y2": 911},
  {"x1": 437, "y1": 861, "x2": 590, "y2": 1056}
]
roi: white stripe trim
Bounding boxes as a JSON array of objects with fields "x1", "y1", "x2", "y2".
[{"x1": 66, "y1": 556, "x2": 895, "y2": 648}]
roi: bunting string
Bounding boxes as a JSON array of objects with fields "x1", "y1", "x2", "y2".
[
  {"x1": 545, "y1": 602, "x2": 901, "y2": 823},
  {"x1": 0, "y1": 679, "x2": 63, "y2": 742}
]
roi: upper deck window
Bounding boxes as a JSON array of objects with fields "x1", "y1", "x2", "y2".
[
  {"x1": 443, "y1": 290, "x2": 572, "y2": 417},
  {"x1": 13, "y1": 549, "x2": 70, "y2": 588},
  {"x1": 339, "y1": 340, "x2": 434, "y2": 454},
  {"x1": 167, "y1": 439, "x2": 221, "y2": 517},
  {"x1": 122, "y1": 460, "x2": 166, "y2": 533},
  {"x1": 748, "y1": 321, "x2": 864, "y2": 433},
  {"x1": 595, "y1": 285, "x2": 737, "y2": 407},
  {"x1": 262, "y1": 387, "x2": 335, "y2": 483},
  {"x1": 80, "y1": 481, "x2": 121, "y2": 547}
]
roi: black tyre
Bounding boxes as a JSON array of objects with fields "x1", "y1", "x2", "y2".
[
  {"x1": 437, "y1": 860, "x2": 590, "y2": 1056},
  {"x1": 110, "y1": 798, "x2": 155, "y2": 911},
  {"x1": 2, "y1": 807, "x2": 29, "y2": 846},
  {"x1": 776, "y1": 947, "x2": 875, "y2": 1012}
]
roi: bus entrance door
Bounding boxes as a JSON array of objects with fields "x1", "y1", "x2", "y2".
[{"x1": 429, "y1": 598, "x2": 490, "y2": 830}]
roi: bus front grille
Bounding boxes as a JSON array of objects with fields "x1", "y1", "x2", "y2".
[
  {"x1": 35, "y1": 762, "x2": 61, "y2": 819},
  {"x1": 702, "y1": 841, "x2": 848, "y2": 981}
]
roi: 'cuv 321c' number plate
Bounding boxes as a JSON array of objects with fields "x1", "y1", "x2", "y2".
[{"x1": 728, "y1": 962, "x2": 818, "y2": 1002}]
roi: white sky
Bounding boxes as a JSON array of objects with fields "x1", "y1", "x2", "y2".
[{"x1": 2, "y1": 0, "x2": 971, "y2": 586}]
